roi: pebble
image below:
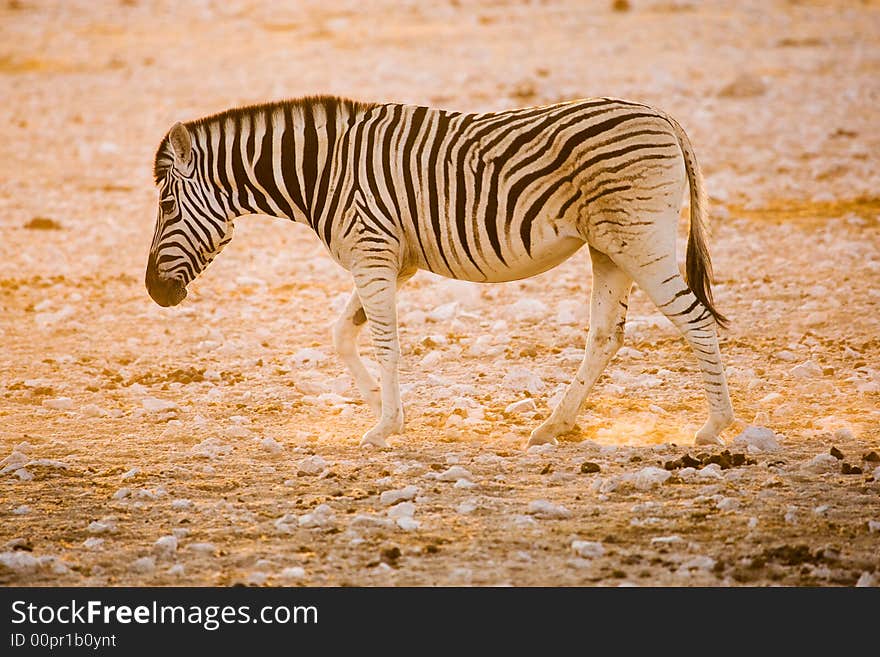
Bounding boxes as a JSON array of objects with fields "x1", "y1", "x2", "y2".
[
  {"x1": 855, "y1": 572, "x2": 876, "y2": 588},
  {"x1": 260, "y1": 437, "x2": 284, "y2": 455},
  {"x1": 396, "y1": 517, "x2": 420, "y2": 531},
  {"x1": 171, "y1": 498, "x2": 193, "y2": 510},
  {"x1": 527, "y1": 499, "x2": 571, "y2": 519},
  {"x1": 833, "y1": 427, "x2": 854, "y2": 441},
  {"x1": 718, "y1": 72, "x2": 766, "y2": 98},
  {"x1": 297, "y1": 455, "x2": 327, "y2": 475},
  {"x1": 111, "y1": 488, "x2": 131, "y2": 500},
  {"x1": 350, "y1": 514, "x2": 396, "y2": 529},
  {"x1": 867, "y1": 520, "x2": 880, "y2": 533},
  {"x1": 154, "y1": 535, "x2": 178, "y2": 557},
  {"x1": 380, "y1": 485, "x2": 419, "y2": 506},
  {"x1": 716, "y1": 497, "x2": 740, "y2": 511},
  {"x1": 0, "y1": 551, "x2": 40, "y2": 575},
  {"x1": 81, "y1": 404, "x2": 108, "y2": 417},
  {"x1": 83, "y1": 538, "x2": 104, "y2": 550},
  {"x1": 732, "y1": 425, "x2": 780, "y2": 452},
  {"x1": 167, "y1": 564, "x2": 185, "y2": 576},
  {"x1": 141, "y1": 396, "x2": 178, "y2": 413},
  {"x1": 571, "y1": 540, "x2": 604, "y2": 558},
  {"x1": 789, "y1": 360, "x2": 822, "y2": 378},
  {"x1": 280, "y1": 566, "x2": 306, "y2": 580},
  {"x1": 510, "y1": 297, "x2": 548, "y2": 321},
  {"x1": 387, "y1": 502, "x2": 415, "y2": 519},
  {"x1": 677, "y1": 555, "x2": 716, "y2": 574},
  {"x1": 42, "y1": 397, "x2": 74, "y2": 410},
  {"x1": 650, "y1": 535, "x2": 684, "y2": 545},
  {"x1": 187, "y1": 542, "x2": 217, "y2": 554},
  {"x1": 12, "y1": 505, "x2": 31, "y2": 515},
  {"x1": 803, "y1": 453, "x2": 839, "y2": 474},
  {"x1": 625, "y1": 466, "x2": 671, "y2": 490},
  {"x1": 436, "y1": 465, "x2": 474, "y2": 482},
  {"x1": 190, "y1": 438, "x2": 231, "y2": 459},
  {"x1": 87, "y1": 521, "x2": 113, "y2": 534},
  {"x1": 299, "y1": 504, "x2": 335, "y2": 528},
  {"x1": 697, "y1": 464, "x2": 723, "y2": 480},
  {"x1": 500, "y1": 366, "x2": 544, "y2": 395},
  {"x1": 130, "y1": 556, "x2": 156, "y2": 574},
  {"x1": 454, "y1": 478, "x2": 477, "y2": 489},
  {"x1": 456, "y1": 499, "x2": 479, "y2": 515}
]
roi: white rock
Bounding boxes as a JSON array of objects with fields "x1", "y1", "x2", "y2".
[
  {"x1": 571, "y1": 540, "x2": 604, "y2": 558},
  {"x1": 427, "y1": 301, "x2": 458, "y2": 322},
  {"x1": 171, "y1": 499, "x2": 193, "y2": 510},
  {"x1": 650, "y1": 535, "x2": 685, "y2": 545},
  {"x1": 0, "y1": 449, "x2": 30, "y2": 474},
  {"x1": 380, "y1": 485, "x2": 419, "y2": 506},
  {"x1": 141, "y1": 396, "x2": 178, "y2": 414},
  {"x1": 190, "y1": 438, "x2": 231, "y2": 459},
  {"x1": 154, "y1": 535, "x2": 178, "y2": 557},
  {"x1": 790, "y1": 360, "x2": 822, "y2": 378},
  {"x1": 505, "y1": 398, "x2": 537, "y2": 414},
  {"x1": 130, "y1": 556, "x2": 156, "y2": 574},
  {"x1": 12, "y1": 505, "x2": 31, "y2": 515},
  {"x1": 290, "y1": 348, "x2": 327, "y2": 368},
  {"x1": 87, "y1": 521, "x2": 113, "y2": 534},
  {"x1": 867, "y1": 520, "x2": 880, "y2": 533},
  {"x1": 186, "y1": 542, "x2": 217, "y2": 554},
  {"x1": 167, "y1": 564, "x2": 185, "y2": 576},
  {"x1": 396, "y1": 517, "x2": 420, "y2": 531},
  {"x1": 555, "y1": 300, "x2": 581, "y2": 325},
  {"x1": 803, "y1": 454, "x2": 839, "y2": 474},
  {"x1": 625, "y1": 467, "x2": 671, "y2": 490},
  {"x1": 501, "y1": 366, "x2": 544, "y2": 395},
  {"x1": 855, "y1": 572, "x2": 876, "y2": 587},
  {"x1": 121, "y1": 467, "x2": 139, "y2": 480},
  {"x1": 697, "y1": 464, "x2": 723, "y2": 480},
  {"x1": 784, "y1": 506, "x2": 799, "y2": 524},
  {"x1": 527, "y1": 499, "x2": 571, "y2": 519},
  {"x1": 350, "y1": 514, "x2": 395, "y2": 529},
  {"x1": 14, "y1": 468, "x2": 33, "y2": 481},
  {"x1": 224, "y1": 425, "x2": 251, "y2": 439},
  {"x1": 280, "y1": 566, "x2": 306, "y2": 580},
  {"x1": 437, "y1": 465, "x2": 474, "y2": 482},
  {"x1": 260, "y1": 436, "x2": 284, "y2": 455},
  {"x1": 42, "y1": 397, "x2": 74, "y2": 411},
  {"x1": 387, "y1": 502, "x2": 415, "y2": 519},
  {"x1": 456, "y1": 499, "x2": 479, "y2": 515},
  {"x1": 677, "y1": 555, "x2": 716, "y2": 574},
  {"x1": 298, "y1": 504, "x2": 335, "y2": 528},
  {"x1": 733, "y1": 425, "x2": 780, "y2": 452},
  {"x1": 774, "y1": 350, "x2": 798, "y2": 362},
  {"x1": 0, "y1": 551, "x2": 39, "y2": 574},
  {"x1": 833, "y1": 427, "x2": 854, "y2": 441},
  {"x1": 454, "y1": 478, "x2": 477, "y2": 489},
  {"x1": 297, "y1": 455, "x2": 327, "y2": 475},
  {"x1": 510, "y1": 297, "x2": 548, "y2": 321},
  {"x1": 874, "y1": 466, "x2": 880, "y2": 481},
  {"x1": 716, "y1": 497, "x2": 740, "y2": 511},
  {"x1": 83, "y1": 538, "x2": 104, "y2": 550},
  {"x1": 81, "y1": 404, "x2": 108, "y2": 417}
]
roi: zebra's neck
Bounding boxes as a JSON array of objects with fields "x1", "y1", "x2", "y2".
[{"x1": 190, "y1": 96, "x2": 375, "y2": 228}]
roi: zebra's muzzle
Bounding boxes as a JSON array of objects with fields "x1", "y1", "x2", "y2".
[{"x1": 145, "y1": 259, "x2": 187, "y2": 307}]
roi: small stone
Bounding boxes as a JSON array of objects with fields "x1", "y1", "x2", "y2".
[
  {"x1": 396, "y1": 517, "x2": 420, "y2": 531},
  {"x1": 299, "y1": 504, "x2": 335, "y2": 528},
  {"x1": 154, "y1": 535, "x2": 178, "y2": 557},
  {"x1": 453, "y1": 478, "x2": 477, "y2": 489},
  {"x1": 718, "y1": 72, "x2": 767, "y2": 98},
  {"x1": 527, "y1": 499, "x2": 571, "y2": 519},
  {"x1": 171, "y1": 499, "x2": 193, "y2": 510},
  {"x1": 387, "y1": 502, "x2": 415, "y2": 519},
  {"x1": 130, "y1": 556, "x2": 156, "y2": 574},
  {"x1": 437, "y1": 465, "x2": 474, "y2": 482},
  {"x1": 167, "y1": 564, "x2": 185, "y2": 576},
  {"x1": 867, "y1": 520, "x2": 880, "y2": 533},
  {"x1": 187, "y1": 542, "x2": 217, "y2": 554},
  {"x1": 733, "y1": 426, "x2": 780, "y2": 452},
  {"x1": 141, "y1": 397, "x2": 178, "y2": 414},
  {"x1": 580, "y1": 461, "x2": 601, "y2": 474},
  {"x1": 829, "y1": 446, "x2": 844, "y2": 460},
  {"x1": 650, "y1": 535, "x2": 684, "y2": 545},
  {"x1": 87, "y1": 521, "x2": 113, "y2": 534},
  {"x1": 716, "y1": 497, "x2": 740, "y2": 512},
  {"x1": 42, "y1": 397, "x2": 74, "y2": 411},
  {"x1": 83, "y1": 538, "x2": 104, "y2": 550},
  {"x1": 626, "y1": 466, "x2": 671, "y2": 490},
  {"x1": 803, "y1": 454, "x2": 839, "y2": 474},
  {"x1": 840, "y1": 462, "x2": 862, "y2": 475},
  {"x1": 571, "y1": 540, "x2": 604, "y2": 558},
  {"x1": 111, "y1": 487, "x2": 131, "y2": 500},
  {"x1": 380, "y1": 485, "x2": 419, "y2": 506},
  {"x1": 297, "y1": 455, "x2": 327, "y2": 475},
  {"x1": 833, "y1": 427, "x2": 854, "y2": 441},
  {"x1": 12, "y1": 505, "x2": 31, "y2": 515},
  {"x1": 0, "y1": 551, "x2": 39, "y2": 574},
  {"x1": 855, "y1": 572, "x2": 876, "y2": 588},
  {"x1": 789, "y1": 360, "x2": 822, "y2": 379},
  {"x1": 260, "y1": 437, "x2": 284, "y2": 455},
  {"x1": 862, "y1": 451, "x2": 879, "y2": 462},
  {"x1": 280, "y1": 566, "x2": 306, "y2": 580}
]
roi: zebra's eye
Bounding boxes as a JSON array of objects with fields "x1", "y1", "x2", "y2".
[{"x1": 160, "y1": 198, "x2": 177, "y2": 214}]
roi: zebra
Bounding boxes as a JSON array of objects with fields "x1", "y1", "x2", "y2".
[{"x1": 146, "y1": 95, "x2": 735, "y2": 449}]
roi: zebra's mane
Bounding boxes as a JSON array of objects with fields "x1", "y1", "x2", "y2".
[{"x1": 153, "y1": 95, "x2": 378, "y2": 184}]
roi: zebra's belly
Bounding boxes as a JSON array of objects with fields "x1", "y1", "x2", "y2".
[{"x1": 423, "y1": 234, "x2": 585, "y2": 283}]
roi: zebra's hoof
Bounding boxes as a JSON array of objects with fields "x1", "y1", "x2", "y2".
[
  {"x1": 694, "y1": 432, "x2": 724, "y2": 446},
  {"x1": 526, "y1": 426, "x2": 560, "y2": 448},
  {"x1": 360, "y1": 432, "x2": 389, "y2": 449}
]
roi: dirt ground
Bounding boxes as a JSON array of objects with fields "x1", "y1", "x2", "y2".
[{"x1": 1, "y1": 0, "x2": 879, "y2": 587}]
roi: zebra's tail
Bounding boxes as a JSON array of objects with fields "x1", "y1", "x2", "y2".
[{"x1": 666, "y1": 114, "x2": 728, "y2": 329}]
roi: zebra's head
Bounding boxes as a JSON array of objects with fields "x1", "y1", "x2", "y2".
[{"x1": 146, "y1": 122, "x2": 234, "y2": 307}]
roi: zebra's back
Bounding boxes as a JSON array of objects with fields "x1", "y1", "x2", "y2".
[{"x1": 343, "y1": 97, "x2": 687, "y2": 283}]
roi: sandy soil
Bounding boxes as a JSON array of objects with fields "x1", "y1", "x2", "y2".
[{"x1": 1, "y1": 0, "x2": 879, "y2": 586}]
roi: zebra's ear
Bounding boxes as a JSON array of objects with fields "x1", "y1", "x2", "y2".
[{"x1": 168, "y1": 122, "x2": 192, "y2": 169}]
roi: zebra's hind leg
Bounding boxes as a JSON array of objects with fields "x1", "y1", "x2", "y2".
[
  {"x1": 612, "y1": 255, "x2": 734, "y2": 446},
  {"x1": 528, "y1": 247, "x2": 632, "y2": 447},
  {"x1": 352, "y1": 267, "x2": 405, "y2": 449},
  {"x1": 332, "y1": 288, "x2": 381, "y2": 417}
]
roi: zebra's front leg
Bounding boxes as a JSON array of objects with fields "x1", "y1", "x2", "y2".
[
  {"x1": 528, "y1": 248, "x2": 632, "y2": 447},
  {"x1": 332, "y1": 288, "x2": 381, "y2": 417},
  {"x1": 352, "y1": 268, "x2": 404, "y2": 449}
]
